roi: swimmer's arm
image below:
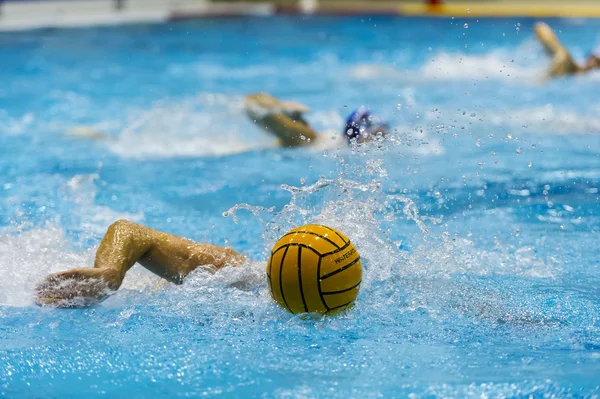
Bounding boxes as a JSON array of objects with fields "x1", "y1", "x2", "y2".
[
  {"x1": 534, "y1": 22, "x2": 581, "y2": 78},
  {"x1": 244, "y1": 93, "x2": 318, "y2": 147},
  {"x1": 255, "y1": 113, "x2": 319, "y2": 147},
  {"x1": 547, "y1": 50, "x2": 581, "y2": 77},
  {"x1": 35, "y1": 220, "x2": 245, "y2": 307},
  {"x1": 534, "y1": 22, "x2": 567, "y2": 56},
  {"x1": 94, "y1": 220, "x2": 245, "y2": 284}
]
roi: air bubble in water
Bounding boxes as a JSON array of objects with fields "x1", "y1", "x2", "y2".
[{"x1": 464, "y1": 23, "x2": 469, "y2": 28}]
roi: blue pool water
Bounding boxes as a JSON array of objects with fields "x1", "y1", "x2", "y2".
[{"x1": 1, "y1": 16, "x2": 600, "y2": 397}]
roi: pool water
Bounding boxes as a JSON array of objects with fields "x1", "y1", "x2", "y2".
[{"x1": 1, "y1": 16, "x2": 600, "y2": 397}]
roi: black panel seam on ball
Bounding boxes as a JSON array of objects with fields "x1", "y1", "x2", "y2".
[
  {"x1": 321, "y1": 280, "x2": 361, "y2": 295},
  {"x1": 319, "y1": 257, "x2": 361, "y2": 280},
  {"x1": 279, "y1": 245, "x2": 292, "y2": 313},
  {"x1": 315, "y1": 224, "x2": 349, "y2": 245},
  {"x1": 267, "y1": 256, "x2": 274, "y2": 299},
  {"x1": 316, "y1": 257, "x2": 330, "y2": 311},
  {"x1": 297, "y1": 246, "x2": 309, "y2": 313},
  {"x1": 319, "y1": 240, "x2": 351, "y2": 257},
  {"x1": 279, "y1": 230, "x2": 340, "y2": 249},
  {"x1": 272, "y1": 243, "x2": 320, "y2": 256},
  {"x1": 325, "y1": 300, "x2": 354, "y2": 314}
]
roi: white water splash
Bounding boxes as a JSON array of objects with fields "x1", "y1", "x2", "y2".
[
  {"x1": 224, "y1": 175, "x2": 432, "y2": 286},
  {"x1": 105, "y1": 93, "x2": 276, "y2": 159},
  {"x1": 420, "y1": 50, "x2": 539, "y2": 82},
  {"x1": 350, "y1": 44, "x2": 541, "y2": 83},
  {"x1": 63, "y1": 173, "x2": 144, "y2": 235}
]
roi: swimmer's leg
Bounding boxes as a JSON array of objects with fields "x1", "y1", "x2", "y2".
[
  {"x1": 35, "y1": 220, "x2": 244, "y2": 307},
  {"x1": 244, "y1": 93, "x2": 318, "y2": 147}
]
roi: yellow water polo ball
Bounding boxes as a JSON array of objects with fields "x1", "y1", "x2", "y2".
[{"x1": 266, "y1": 224, "x2": 362, "y2": 314}]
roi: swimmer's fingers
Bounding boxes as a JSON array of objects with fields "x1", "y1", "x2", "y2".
[{"x1": 35, "y1": 268, "x2": 119, "y2": 308}]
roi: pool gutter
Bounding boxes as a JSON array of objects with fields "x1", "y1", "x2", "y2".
[{"x1": 2, "y1": 1, "x2": 600, "y2": 32}]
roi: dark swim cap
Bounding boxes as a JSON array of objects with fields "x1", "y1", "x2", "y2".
[{"x1": 343, "y1": 106, "x2": 389, "y2": 143}]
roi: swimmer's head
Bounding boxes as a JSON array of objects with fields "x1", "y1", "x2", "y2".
[
  {"x1": 343, "y1": 106, "x2": 389, "y2": 144},
  {"x1": 585, "y1": 53, "x2": 600, "y2": 70}
]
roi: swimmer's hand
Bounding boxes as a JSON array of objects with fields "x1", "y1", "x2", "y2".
[{"x1": 35, "y1": 268, "x2": 121, "y2": 308}]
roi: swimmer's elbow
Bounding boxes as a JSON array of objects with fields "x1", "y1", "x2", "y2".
[{"x1": 106, "y1": 219, "x2": 138, "y2": 234}]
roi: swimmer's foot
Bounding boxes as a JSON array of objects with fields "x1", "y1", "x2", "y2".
[{"x1": 35, "y1": 268, "x2": 121, "y2": 308}]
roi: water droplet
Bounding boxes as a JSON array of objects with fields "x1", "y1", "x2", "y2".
[
  {"x1": 528, "y1": 162, "x2": 532, "y2": 167},
  {"x1": 515, "y1": 147, "x2": 522, "y2": 155},
  {"x1": 464, "y1": 23, "x2": 469, "y2": 28},
  {"x1": 470, "y1": 112, "x2": 476, "y2": 117},
  {"x1": 467, "y1": 8, "x2": 470, "y2": 12},
  {"x1": 397, "y1": 104, "x2": 402, "y2": 110}
]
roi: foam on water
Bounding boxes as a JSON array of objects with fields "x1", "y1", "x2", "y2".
[
  {"x1": 103, "y1": 94, "x2": 277, "y2": 158},
  {"x1": 423, "y1": 104, "x2": 600, "y2": 135},
  {"x1": 420, "y1": 50, "x2": 539, "y2": 82},
  {"x1": 350, "y1": 48, "x2": 540, "y2": 83},
  {"x1": 0, "y1": 172, "x2": 146, "y2": 307}
]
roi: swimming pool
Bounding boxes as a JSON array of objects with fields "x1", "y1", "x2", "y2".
[{"x1": 1, "y1": 15, "x2": 600, "y2": 397}]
